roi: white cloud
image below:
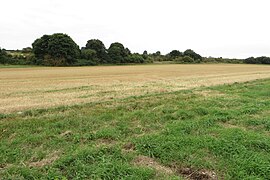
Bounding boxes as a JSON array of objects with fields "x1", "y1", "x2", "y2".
[{"x1": 1, "y1": 0, "x2": 270, "y2": 58}]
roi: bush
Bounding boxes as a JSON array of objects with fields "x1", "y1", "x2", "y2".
[
  {"x1": 74, "y1": 59, "x2": 98, "y2": 66},
  {"x1": 174, "y1": 56, "x2": 195, "y2": 63},
  {"x1": 81, "y1": 49, "x2": 99, "y2": 63},
  {"x1": 202, "y1": 57, "x2": 244, "y2": 64},
  {"x1": 127, "y1": 54, "x2": 145, "y2": 63}
]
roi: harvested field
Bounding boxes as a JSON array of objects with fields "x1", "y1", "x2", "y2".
[{"x1": 1, "y1": 64, "x2": 270, "y2": 113}]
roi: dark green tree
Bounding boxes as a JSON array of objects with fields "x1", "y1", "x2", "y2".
[
  {"x1": 22, "y1": 47, "x2": 32, "y2": 53},
  {"x1": 85, "y1": 39, "x2": 109, "y2": 63},
  {"x1": 108, "y1": 42, "x2": 129, "y2": 63},
  {"x1": 169, "y1": 50, "x2": 183, "y2": 59},
  {"x1": 32, "y1": 33, "x2": 80, "y2": 66},
  {"x1": 32, "y1": 35, "x2": 50, "y2": 60},
  {"x1": 182, "y1": 56, "x2": 195, "y2": 63},
  {"x1": 245, "y1": 56, "x2": 270, "y2": 64},
  {"x1": 127, "y1": 53, "x2": 145, "y2": 63},
  {"x1": 0, "y1": 48, "x2": 7, "y2": 64},
  {"x1": 142, "y1": 50, "x2": 148, "y2": 59},
  {"x1": 154, "y1": 51, "x2": 161, "y2": 56},
  {"x1": 81, "y1": 49, "x2": 97, "y2": 60},
  {"x1": 183, "y1": 49, "x2": 202, "y2": 61}
]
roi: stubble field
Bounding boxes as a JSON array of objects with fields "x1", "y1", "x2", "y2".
[{"x1": 1, "y1": 64, "x2": 270, "y2": 113}]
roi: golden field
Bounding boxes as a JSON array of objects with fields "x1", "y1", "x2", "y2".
[{"x1": 1, "y1": 64, "x2": 270, "y2": 113}]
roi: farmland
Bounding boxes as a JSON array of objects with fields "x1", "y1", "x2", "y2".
[
  {"x1": 1, "y1": 64, "x2": 270, "y2": 113},
  {"x1": 1, "y1": 64, "x2": 270, "y2": 179}
]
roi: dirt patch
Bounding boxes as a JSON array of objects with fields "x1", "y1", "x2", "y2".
[
  {"x1": 95, "y1": 138, "x2": 116, "y2": 147},
  {"x1": 28, "y1": 151, "x2": 59, "y2": 168},
  {"x1": 0, "y1": 163, "x2": 13, "y2": 170},
  {"x1": 174, "y1": 167, "x2": 218, "y2": 180},
  {"x1": 219, "y1": 123, "x2": 247, "y2": 131},
  {"x1": 122, "y1": 142, "x2": 136, "y2": 151},
  {"x1": 133, "y1": 156, "x2": 218, "y2": 179},
  {"x1": 60, "y1": 130, "x2": 72, "y2": 137},
  {"x1": 133, "y1": 155, "x2": 174, "y2": 175}
]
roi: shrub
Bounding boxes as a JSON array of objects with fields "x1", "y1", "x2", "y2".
[{"x1": 127, "y1": 54, "x2": 145, "y2": 63}]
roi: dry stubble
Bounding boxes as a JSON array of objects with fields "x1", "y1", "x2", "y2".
[{"x1": 1, "y1": 64, "x2": 270, "y2": 113}]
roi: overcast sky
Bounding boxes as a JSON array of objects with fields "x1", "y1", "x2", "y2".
[{"x1": 1, "y1": 0, "x2": 270, "y2": 58}]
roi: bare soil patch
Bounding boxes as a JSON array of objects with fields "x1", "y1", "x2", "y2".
[
  {"x1": 133, "y1": 155, "x2": 174, "y2": 175},
  {"x1": 28, "y1": 151, "x2": 60, "y2": 168}
]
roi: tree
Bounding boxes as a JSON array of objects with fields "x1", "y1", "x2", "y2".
[
  {"x1": 182, "y1": 56, "x2": 195, "y2": 63},
  {"x1": 85, "y1": 39, "x2": 109, "y2": 63},
  {"x1": 183, "y1": 49, "x2": 202, "y2": 61},
  {"x1": 125, "y1": 48, "x2": 131, "y2": 56},
  {"x1": 127, "y1": 53, "x2": 145, "y2": 63},
  {"x1": 153, "y1": 51, "x2": 161, "y2": 56},
  {"x1": 244, "y1": 57, "x2": 256, "y2": 64},
  {"x1": 245, "y1": 56, "x2": 270, "y2": 64},
  {"x1": 108, "y1": 42, "x2": 129, "y2": 63},
  {"x1": 0, "y1": 48, "x2": 7, "y2": 64},
  {"x1": 81, "y1": 49, "x2": 97, "y2": 60},
  {"x1": 22, "y1": 47, "x2": 32, "y2": 53},
  {"x1": 142, "y1": 50, "x2": 148, "y2": 59},
  {"x1": 169, "y1": 50, "x2": 183, "y2": 59},
  {"x1": 32, "y1": 35, "x2": 50, "y2": 60},
  {"x1": 32, "y1": 33, "x2": 80, "y2": 66},
  {"x1": 174, "y1": 56, "x2": 195, "y2": 63}
]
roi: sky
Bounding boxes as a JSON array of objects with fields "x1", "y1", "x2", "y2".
[{"x1": 1, "y1": 0, "x2": 270, "y2": 58}]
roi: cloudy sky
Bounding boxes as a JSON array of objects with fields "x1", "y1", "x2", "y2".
[{"x1": 1, "y1": 0, "x2": 269, "y2": 58}]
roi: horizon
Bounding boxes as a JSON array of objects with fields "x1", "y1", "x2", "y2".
[{"x1": 1, "y1": 0, "x2": 270, "y2": 59}]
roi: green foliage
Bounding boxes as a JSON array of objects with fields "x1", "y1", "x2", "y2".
[
  {"x1": 169, "y1": 50, "x2": 183, "y2": 59},
  {"x1": 244, "y1": 56, "x2": 270, "y2": 64},
  {"x1": 183, "y1": 49, "x2": 202, "y2": 61},
  {"x1": 0, "y1": 48, "x2": 35, "y2": 65},
  {"x1": 0, "y1": 48, "x2": 7, "y2": 64},
  {"x1": 32, "y1": 33, "x2": 80, "y2": 66},
  {"x1": 142, "y1": 50, "x2": 148, "y2": 59},
  {"x1": 203, "y1": 57, "x2": 244, "y2": 64},
  {"x1": 85, "y1": 39, "x2": 109, "y2": 63},
  {"x1": 4, "y1": 34, "x2": 270, "y2": 66},
  {"x1": 108, "y1": 42, "x2": 129, "y2": 63},
  {"x1": 127, "y1": 53, "x2": 145, "y2": 63},
  {"x1": 174, "y1": 56, "x2": 195, "y2": 63},
  {"x1": 79, "y1": 49, "x2": 99, "y2": 65},
  {"x1": 147, "y1": 51, "x2": 168, "y2": 62},
  {"x1": 21, "y1": 47, "x2": 32, "y2": 53}
]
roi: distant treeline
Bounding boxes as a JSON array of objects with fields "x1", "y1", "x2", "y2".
[{"x1": 0, "y1": 33, "x2": 269, "y2": 66}]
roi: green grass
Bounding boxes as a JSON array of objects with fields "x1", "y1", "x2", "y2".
[
  {"x1": 0, "y1": 65, "x2": 37, "y2": 68},
  {"x1": 1, "y1": 79, "x2": 270, "y2": 179}
]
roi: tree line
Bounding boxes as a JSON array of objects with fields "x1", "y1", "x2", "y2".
[{"x1": 1, "y1": 33, "x2": 269, "y2": 66}]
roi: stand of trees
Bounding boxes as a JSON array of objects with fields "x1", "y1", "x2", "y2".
[
  {"x1": 0, "y1": 48, "x2": 34, "y2": 65},
  {"x1": 168, "y1": 49, "x2": 203, "y2": 63},
  {"x1": 1, "y1": 33, "x2": 270, "y2": 66},
  {"x1": 244, "y1": 57, "x2": 270, "y2": 64}
]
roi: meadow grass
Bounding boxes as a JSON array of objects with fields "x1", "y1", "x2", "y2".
[{"x1": 0, "y1": 79, "x2": 270, "y2": 179}]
